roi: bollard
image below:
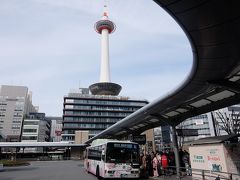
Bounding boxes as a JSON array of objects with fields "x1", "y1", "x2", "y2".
[
  {"x1": 0, "y1": 163, "x2": 3, "y2": 171},
  {"x1": 202, "y1": 170, "x2": 205, "y2": 180}
]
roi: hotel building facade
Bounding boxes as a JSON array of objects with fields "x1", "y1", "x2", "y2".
[{"x1": 62, "y1": 88, "x2": 148, "y2": 142}]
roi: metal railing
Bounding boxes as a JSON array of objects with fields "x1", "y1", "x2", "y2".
[{"x1": 164, "y1": 166, "x2": 240, "y2": 180}]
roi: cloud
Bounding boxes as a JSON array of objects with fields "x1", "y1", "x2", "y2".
[
  {"x1": 119, "y1": 69, "x2": 191, "y2": 101},
  {"x1": 28, "y1": 0, "x2": 183, "y2": 35}
]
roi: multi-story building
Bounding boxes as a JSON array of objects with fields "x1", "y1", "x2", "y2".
[
  {"x1": 154, "y1": 126, "x2": 172, "y2": 151},
  {"x1": 176, "y1": 104, "x2": 240, "y2": 144},
  {"x1": 177, "y1": 113, "x2": 216, "y2": 143},
  {"x1": 154, "y1": 128, "x2": 162, "y2": 152},
  {"x1": 0, "y1": 85, "x2": 36, "y2": 142},
  {"x1": 46, "y1": 116, "x2": 62, "y2": 142},
  {"x1": 62, "y1": 88, "x2": 148, "y2": 142},
  {"x1": 154, "y1": 112, "x2": 219, "y2": 149},
  {"x1": 21, "y1": 112, "x2": 50, "y2": 142}
]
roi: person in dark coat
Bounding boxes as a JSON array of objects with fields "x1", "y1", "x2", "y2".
[
  {"x1": 179, "y1": 148, "x2": 185, "y2": 170},
  {"x1": 168, "y1": 149, "x2": 175, "y2": 174},
  {"x1": 146, "y1": 153, "x2": 153, "y2": 177}
]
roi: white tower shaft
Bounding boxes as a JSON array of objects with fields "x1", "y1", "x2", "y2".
[
  {"x1": 89, "y1": 5, "x2": 121, "y2": 96},
  {"x1": 100, "y1": 29, "x2": 111, "y2": 82}
]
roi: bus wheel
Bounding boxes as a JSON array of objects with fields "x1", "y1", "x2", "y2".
[{"x1": 96, "y1": 166, "x2": 102, "y2": 179}]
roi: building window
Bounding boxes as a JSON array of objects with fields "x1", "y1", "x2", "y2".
[
  {"x1": 23, "y1": 121, "x2": 39, "y2": 125},
  {"x1": 12, "y1": 119, "x2": 22, "y2": 123},
  {"x1": 22, "y1": 136, "x2": 37, "y2": 140},
  {"x1": 13, "y1": 112, "x2": 22, "y2": 117},
  {"x1": 0, "y1": 112, "x2": 5, "y2": 117},
  {"x1": 15, "y1": 101, "x2": 24, "y2": 105},
  {"x1": 23, "y1": 129, "x2": 37, "y2": 133},
  {"x1": 12, "y1": 124, "x2": 21, "y2": 129},
  {"x1": 65, "y1": 99, "x2": 74, "y2": 103}
]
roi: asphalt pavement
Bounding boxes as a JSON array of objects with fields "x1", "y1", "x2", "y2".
[
  {"x1": 0, "y1": 160, "x2": 97, "y2": 180},
  {"x1": 0, "y1": 160, "x2": 193, "y2": 180}
]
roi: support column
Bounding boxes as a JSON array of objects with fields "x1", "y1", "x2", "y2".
[
  {"x1": 0, "y1": 147, "x2": 2, "y2": 160},
  {"x1": 23, "y1": 147, "x2": 25, "y2": 158},
  {"x1": 172, "y1": 126, "x2": 181, "y2": 179},
  {"x1": 15, "y1": 147, "x2": 17, "y2": 161}
]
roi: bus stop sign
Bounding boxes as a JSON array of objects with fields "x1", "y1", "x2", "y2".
[{"x1": 129, "y1": 135, "x2": 146, "y2": 145}]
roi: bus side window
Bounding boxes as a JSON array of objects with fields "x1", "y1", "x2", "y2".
[
  {"x1": 84, "y1": 150, "x2": 87, "y2": 159},
  {"x1": 102, "y1": 148, "x2": 105, "y2": 161},
  {"x1": 101, "y1": 154, "x2": 105, "y2": 161}
]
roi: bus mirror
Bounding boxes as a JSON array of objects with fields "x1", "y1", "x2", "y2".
[{"x1": 101, "y1": 154, "x2": 105, "y2": 161}]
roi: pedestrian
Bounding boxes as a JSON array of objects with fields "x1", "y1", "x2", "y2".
[
  {"x1": 168, "y1": 149, "x2": 175, "y2": 174},
  {"x1": 140, "y1": 153, "x2": 148, "y2": 179},
  {"x1": 183, "y1": 150, "x2": 191, "y2": 176},
  {"x1": 161, "y1": 151, "x2": 169, "y2": 176},
  {"x1": 179, "y1": 148, "x2": 185, "y2": 172},
  {"x1": 152, "y1": 153, "x2": 159, "y2": 177},
  {"x1": 146, "y1": 153, "x2": 153, "y2": 177},
  {"x1": 140, "y1": 153, "x2": 143, "y2": 167},
  {"x1": 156, "y1": 152, "x2": 162, "y2": 176}
]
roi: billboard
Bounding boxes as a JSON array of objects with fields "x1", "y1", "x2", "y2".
[
  {"x1": 177, "y1": 129, "x2": 198, "y2": 136},
  {"x1": 129, "y1": 135, "x2": 146, "y2": 145}
]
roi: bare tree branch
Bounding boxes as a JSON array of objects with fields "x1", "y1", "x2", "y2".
[{"x1": 215, "y1": 109, "x2": 240, "y2": 135}]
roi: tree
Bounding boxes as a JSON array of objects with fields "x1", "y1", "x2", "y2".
[{"x1": 214, "y1": 109, "x2": 240, "y2": 135}]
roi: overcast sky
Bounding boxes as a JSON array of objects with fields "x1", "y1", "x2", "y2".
[{"x1": 0, "y1": 0, "x2": 192, "y2": 116}]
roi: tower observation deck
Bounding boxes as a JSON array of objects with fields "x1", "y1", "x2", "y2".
[{"x1": 89, "y1": 5, "x2": 122, "y2": 96}]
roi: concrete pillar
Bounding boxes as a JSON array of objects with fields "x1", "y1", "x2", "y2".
[
  {"x1": 0, "y1": 147, "x2": 2, "y2": 160},
  {"x1": 23, "y1": 147, "x2": 25, "y2": 158},
  {"x1": 15, "y1": 147, "x2": 17, "y2": 160},
  {"x1": 172, "y1": 126, "x2": 181, "y2": 179}
]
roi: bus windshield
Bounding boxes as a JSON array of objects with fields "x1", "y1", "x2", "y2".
[{"x1": 106, "y1": 143, "x2": 139, "y2": 164}]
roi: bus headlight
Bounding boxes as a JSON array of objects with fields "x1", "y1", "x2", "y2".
[
  {"x1": 108, "y1": 170, "x2": 115, "y2": 174},
  {"x1": 131, "y1": 170, "x2": 139, "y2": 174}
]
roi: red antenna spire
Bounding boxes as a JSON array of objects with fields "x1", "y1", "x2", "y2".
[
  {"x1": 103, "y1": 4, "x2": 108, "y2": 17},
  {"x1": 95, "y1": 0, "x2": 116, "y2": 34}
]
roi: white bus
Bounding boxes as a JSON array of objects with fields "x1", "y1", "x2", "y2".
[{"x1": 84, "y1": 139, "x2": 140, "y2": 179}]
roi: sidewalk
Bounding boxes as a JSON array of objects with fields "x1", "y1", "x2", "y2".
[{"x1": 148, "y1": 175, "x2": 193, "y2": 180}]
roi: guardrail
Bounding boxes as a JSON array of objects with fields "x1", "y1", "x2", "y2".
[
  {"x1": 161, "y1": 166, "x2": 240, "y2": 180},
  {"x1": 191, "y1": 168, "x2": 239, "y2": 180}
]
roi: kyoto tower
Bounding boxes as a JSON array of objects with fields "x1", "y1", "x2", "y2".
[{"x1": 89, "y1": 5, "x2": 122, "y2": 96}]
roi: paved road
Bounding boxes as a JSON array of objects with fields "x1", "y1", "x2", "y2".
[
  {"x1": 0, "y1": 160, "x2": 97, "y2": 180},
  {"x1": 0, "y1": 160, "x2": 193, "y2": 180}
]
